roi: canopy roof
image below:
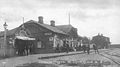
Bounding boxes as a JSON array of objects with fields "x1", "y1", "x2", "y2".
[{"x1": 15, "y1": 36, "x2": 35, "y2": 40}]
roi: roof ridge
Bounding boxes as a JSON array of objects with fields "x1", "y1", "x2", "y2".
[
  {"x1": 56, "y1": 24, "x2": 72, "y2": 26},
  {"x1": 33, "y1": 21, "x2": 66, "y2": 34}
]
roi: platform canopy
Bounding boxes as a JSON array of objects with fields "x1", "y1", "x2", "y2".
[{"x1": 15, "y1": 36, "x2": 35, "y2": 40}]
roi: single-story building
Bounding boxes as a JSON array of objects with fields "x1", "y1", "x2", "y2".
[
  {"x1": 91, "y1": 34, "x2": 111, "y2": 49},
  {"x1": 0, "y1": 16, "x2": 79, "y2": 56}
]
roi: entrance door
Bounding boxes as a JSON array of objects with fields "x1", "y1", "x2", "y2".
[{"x1": 14, "y1": 39, "x2": 34, "y2": 56}]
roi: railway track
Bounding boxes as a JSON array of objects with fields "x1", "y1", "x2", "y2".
[
  {"x1": 38, "y1": 48, "x2": 120, "y2": 66},
  {"x1": 99, "y1": 49, "x2": 120, "y2": 65}
]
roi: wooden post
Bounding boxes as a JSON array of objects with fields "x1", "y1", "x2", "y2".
[
  {"x1": 53, "y1": 34, "x2": 57, "y2": 48},
  {"x1": 3, "y1": 22, "x2": 8, "y2": 56}
]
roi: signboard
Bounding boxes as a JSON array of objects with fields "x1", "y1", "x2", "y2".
[{"x1": 44, "y1": 33, "x2": 52, "y2": 35}]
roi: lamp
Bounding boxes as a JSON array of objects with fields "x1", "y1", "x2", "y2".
[
  {"x1": 3, "y1": 22, "x2": 8, "y2": 29},
  {"x1": 3, "y1": 22, "x2": 8, "y2": 56}
]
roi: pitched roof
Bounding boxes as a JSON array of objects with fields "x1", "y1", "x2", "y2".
[
  {"x1": 56, "y1": 25, "x2": 73, "y2": 34},
  {"x1": 0, "y1": 20, "x2": 66, "y2": 37},
  {"x1": 0, "y1": 27, "x2": 18, "y2": 37},
  {"x1": 29, "y1": 20, "x2": 66, "y2": 35},
  {"x1": 56, "y1": 25, "x2": 78, "y2": 38}
]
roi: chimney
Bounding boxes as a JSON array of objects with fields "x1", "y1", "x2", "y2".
[
  {"x1": 38, "y1": 16, "x2": 43, "y2": 24},
  {"x1": 50, "y1": 20, "x2": 55, "y2": 27}
]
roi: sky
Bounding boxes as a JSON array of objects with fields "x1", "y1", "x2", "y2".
[{"x1": 0, "y1": 0, "x2": 120, "y2": 44}]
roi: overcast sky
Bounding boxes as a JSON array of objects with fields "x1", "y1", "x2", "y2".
[{"x1": 0, "y1": 0, "x2": 120, "y2": 44}]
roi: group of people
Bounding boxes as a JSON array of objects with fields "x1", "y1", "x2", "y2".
[
  {"x1": 55, "y1": 40, "x2": 70, "y2": 53},
  {"x1": 82, "y1": 44, "x2": 99, "y2": 54},
  {"x1": 55, "y1": 39, "x2": 99, "y2": 54},
  {"x1": 15, "y1": 39, "x2": 33, "y2": 56},
  {"x1": 82, "y1": 44, "x2": 90, "y2": 54}
]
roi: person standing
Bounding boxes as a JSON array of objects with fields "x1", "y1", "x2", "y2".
[
  {"x1": 93, "y1": 44, "x2": 99, "y2": 54},
  {"x1": 66, "y1": 41, "x2": 69, "y2": 53},
  {"x1": 82, "y1": 45, "x2": 86, "y2": 53},
  {"x1": 86, "y1": 44, "x2": 90, "y2": 54}
]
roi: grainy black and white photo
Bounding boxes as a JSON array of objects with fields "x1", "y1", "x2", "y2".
[{"x1": 0, "y1": 0, "x2": 120, "y2": 67}]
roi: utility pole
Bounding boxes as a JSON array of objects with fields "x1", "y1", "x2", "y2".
[
  {"x1": 22, "y1": 17, "x2": 25, "y2": 28},
  {"x1": 3, "y1": 22, "x2": 8, "y2": 56},
  {"x1": 23, "y1": 17, "x2": 24, "y2": 23},
  {"x1": 68, "y1": 12, "x2": 71, "y2": 25}
]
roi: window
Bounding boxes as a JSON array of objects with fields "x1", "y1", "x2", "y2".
[
  {"x1": 49, "y1": 37, "x2": 53, "y2": 41},
  {"x1": 37, "y1": 41, "x2": 43, "y2": 48}
]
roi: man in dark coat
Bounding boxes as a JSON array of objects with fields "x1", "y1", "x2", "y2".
[
  {"x1": 82, "y1": 45, "x2": 86, "y2": 53},
  {"x1": 66, "y1": 41, "x2": 69, "y2": 53},
  {"x1": 86, "y1": 44, "x2": 90, "y2": 54},
  {"x1": 93, "y1": 44, "x2": 99, "y2": 54}
]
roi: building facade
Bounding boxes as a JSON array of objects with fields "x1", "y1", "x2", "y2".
[
  {"x1": 0, "y1": 16, "x2": 79, "y2": 56},
  {"x1": 91, "y1": 34, "x2": 111, "y2": 49}
]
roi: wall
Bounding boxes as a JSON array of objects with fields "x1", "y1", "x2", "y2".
[
  {"x1": 0, "y1": 37, "x2": 15, "y2": 57},
  {"x1": 25, "y1": 22, "x2": 55, "y2": 54}
]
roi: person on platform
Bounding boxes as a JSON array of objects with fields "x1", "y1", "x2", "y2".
[
  {"x1": 86, "y1": 44, "x2": 90, "y2": 54},
  {"x1": 93, "y1": 44, "x2": 99, "y2": 54},
  {"x1": 66, "y1": 41, "x2": 69, "y2": 53},
  {"x1": 82, "y1": 45, "x2": 86, "y2": 53}
]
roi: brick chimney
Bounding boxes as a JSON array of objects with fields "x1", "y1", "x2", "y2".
[
  {"x1": 38, "y1": 16, "x2": 43, "y2": 24},
  {"x1": 50, "y1": 20, "x2": 55, "y2": 27}
]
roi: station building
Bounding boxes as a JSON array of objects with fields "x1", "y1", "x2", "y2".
[{"x1": 0, "y1": 16, "x2": 79, "y2": 56}]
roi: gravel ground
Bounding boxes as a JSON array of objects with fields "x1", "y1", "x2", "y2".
[{"x1": 16, "y1": 52, "x2": 119, "y2": 67}]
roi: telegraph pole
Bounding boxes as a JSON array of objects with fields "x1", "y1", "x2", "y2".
[
  {"x1": 3, "y1": 22, "x2": 8, "y2": 56},
  {"x1": 23, "y1": 17, "x2": 24, "y2": 23},
  {"x1": 68, "y1": 12, "x2": 71, "y2": 25},
  {"x1": 22, "y1": 17, "x2": 25, "y2": 28}
]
